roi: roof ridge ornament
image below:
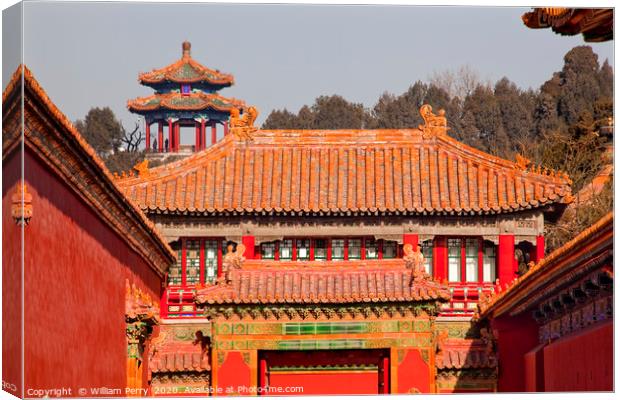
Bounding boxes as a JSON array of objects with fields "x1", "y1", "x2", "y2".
[
  {"x1": 229, "y1": 106, "x2": 259, "y2": 141},
  {"x1": 403, "y1": 243, "x2": 431, "y2": 284},
  {"x1": 418, "y1": 104, "x2": 448, "y2": 139},
  {"x1": 133, "y1": 159, "x2": 151, "y2": 179},
  {"x1": 182, "y1": 41, "x2": 191, "y2": 58},
  {"x1": 219, "y1": 243, "x2": 246, "y2": 284}
]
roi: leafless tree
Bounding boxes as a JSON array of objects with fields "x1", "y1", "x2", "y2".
[
  {"x1": 429, "y1": 65, "x2": 490, "y2": 100},
  {"x1": 120, "y1": 122, "x2": 144, "y2": 153}
]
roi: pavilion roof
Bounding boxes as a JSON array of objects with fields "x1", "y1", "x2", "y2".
[
  {"x1": 2, "y1": 65, "x2": 176, "y2": 276},
  {"x1": 195, "y1": 259, "x2": 451, "y2": 305},
  {"x1": 116, "y1": 109, "x2": 573, "y2": 216},
  {"x1": 522, "y1": 8, "x2": 613, "y2": 42},
  {"x1": 138, "y1": 41, "x2": 234, "y2": 87},
  {"x1": 478, "y1": 212, "x2": 613, "y2": 319},
  {"x1": 127, "y1": 91, "x2": 245, "y2": 115}
]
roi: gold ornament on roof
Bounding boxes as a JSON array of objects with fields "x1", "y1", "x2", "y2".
[
  {"x1": 419, "y1": 104, "x2": 448, "y2": 139},
  {"x1": 229, "y1": 106, "x2": 258, "y2": 140},
  {"x1": 515, "y1": 154, "x2": 531, "y2": 171},
  {"x1": 403, "y1": 243, "x2": 430, "y2": 284},
  {"x1": 133, "y1": 159, "x2": 150, "y2": 179},
  {"x1": 219, "y1": 243, "x2": 246, "y2": 284}
]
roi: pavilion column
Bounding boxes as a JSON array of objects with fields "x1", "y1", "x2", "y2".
[
  {"x1": 211, "y1": 121, "x2": 217, "y2": 145},
  {"x1": 174, "y1": 122, "x2": 180, "y2": 152},
  {"x1": 158, "y1": 122, "x2": 163, "y2": 153},
  {"x1": 200, "y1": 119, "x2": 206, "y2": 150},
  {"x1": 145, "y1": 121, "x2": 151, "y2": 152},
  {"x1": 195, "y1": 121, "x2": 200, "y2": 151},
  {"x1": 498, "y1": 234, "x2": 516, "y2": 286},
  {"x1": 167, "y1": 119, "x2": 172, "y2": 152},
  {"x1": 223, "y1": 121, "x2": 229, "y2": 136}
]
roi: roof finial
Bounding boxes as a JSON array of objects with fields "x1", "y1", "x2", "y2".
[{"x1": 182, "y1": 41, "x2": 191, "y2": 58}]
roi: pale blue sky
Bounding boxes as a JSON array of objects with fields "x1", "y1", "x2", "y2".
[{"x1": 3, "y1": 2, "x2": 614, "y2": 136}]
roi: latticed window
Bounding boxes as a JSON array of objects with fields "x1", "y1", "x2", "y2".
[
  {"x1": 348, "y1": 239, "x2": 361, "y2": 259},
  {"x1": 261, "y1": 242, "x2": 276, "y2": 259},
  {"x1": 448, "y1": 239, "x2": 462, "y2": 282},
  {"x1": 483, "y1": 241, "x2": 497, "y2": 283},
  {"x1": 185, "y1": 240, "x2": 201, "y2": 285},
  {"x1": 169, "y1": 242, "x2": 183, "y2": 285},
  {"x1": 422, "y1": 240, "x2": 433, "y2": 274},
  {"x1": 365, "y1": 238, "x2": 379, "y2": 259},
  {"x1": 296, "y1": 239, "x2": 311, "y2": 260},
  {"x1": 204, "y1": 240, "x2": 218, "y2": 283},
  {"x1": 383, "y1": 240, "x2": 397, "y2": 259},
  {"x1": 465, "y1": 239, "x2": 478, "y2": 282},
  {"x1": 332, "y1": 239, "x2": 345, "y2": 260},
  {"x1": 279, "y1": 239, "x2": 293, "y2": 260},
  {"x1": 314, "y1": 239, "x2": 327, "y2": 260}
]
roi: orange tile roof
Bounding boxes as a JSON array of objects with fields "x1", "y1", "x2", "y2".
[
  {"x1": 522, "y1": 8, "x2": 613, "y2": 42},
  {"x1": 479, "y1": 212, "x2": 613, "y2": 318},
  {"x1": 127, "y1": 91, "x2": 244, "y2": 114},
  {"x1": 117, "y1": 124, "x2": 572, "y2": 216},
  {"x1": 138, "y1": 41, "x2": 234, "y2": 87},
  {"x1": 195, "y1": 259, "x2": 450, "y2": 305},
  {"x1": 2, "y1": 65, "x2": 176, "y2": 276}
]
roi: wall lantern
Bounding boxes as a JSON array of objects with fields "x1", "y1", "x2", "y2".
[{"x1": 11, "y1": 181, "x2": 33, "y2": 226}]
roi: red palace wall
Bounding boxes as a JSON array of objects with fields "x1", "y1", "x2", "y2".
[
  {"x1": 491, "y1": 313, "x2": 539, "y2": 392},
  {"x1": 2, "y1": 149, "x2": 23, "y2": 397},
  {"x1": 541, "y1": 321, "x2": 613, "y2": 391},
  {"x1": 12, "y1": 148, "x2": 162, "y2": 396}
]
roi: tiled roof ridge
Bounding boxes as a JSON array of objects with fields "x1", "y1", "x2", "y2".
[
  {"x1": 479, "y1": 211, "x2": 613, "y2": 316},
  {"x1": 3, "y1": 65, "x2": 176, "y2": 275},
  {"x1": 195, "y1": 263, "x2": 451, "y2": 305},
  {"x1": 138, "y1": 43, "x2": 234, "y2": 86},
  {"x1": 116, "y1": 105, "x2": 572, "y2": 215},
  {"x1": 119, "y1": 128, "x2": 571, "y2": 187},
  {"x1": 127, "y1": 91, "x2": 246, "y2": 113}
]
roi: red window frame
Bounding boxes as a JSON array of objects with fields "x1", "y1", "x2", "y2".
[
  {"x1": 170, "y1": 237, "x2": 228, "y2": 287},
  {"x1": 444, "y1": 237, "x2": 496, "y2": 284},
  {"x1": 258, "y1": 237, "x2": 400, "y2": 261}
]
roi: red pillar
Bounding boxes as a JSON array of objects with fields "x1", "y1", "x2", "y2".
[
  {"x1": 242, "y1": 235, "x2": 255, "y2": 259},
  {"x1": 145, "y1": 121, "x2": 151, "y2": 152},
  {"x1": 211, "y1": 121, "x2": 217, "y2": 145},
  {"x1": 535, "y1": 235, "x2": 545, "y2": 262},
  {"x1": 175, "y1": 122, "x2": 180, "y2": 152},
  {"x1": 158, "y1": 121, "x2": 164, "y2": 152},
  {"x1": 498, "y1": 234, "x2": 516, "y2": 286},
  {"x1": 223, "y1": 121, "x2": 229, "y2": 136},
  {"x1": 160, "y1": 290, "x2": 168, "y2": 319},
  {"x1": 259, "y1": 358, "x2": 267, "y2": 392},
  {"x1": 181, "y1": 238, "x2": 187, "y2": 286},
  {"x1": 434, "y1": 236, "x2": 447, "y2": 282},
  {"x1": 195, "y1": 122, "x2": 200, "y2": 151},
  {"x1": 167, "y1": 119, "x2": 172, "y2": 152},
  {"x1": 402, "y1": 233, "x2": 419, "y2": 250},
  {"x1": 200, "y1": 119, "x2": 206, "y2": 150}
]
